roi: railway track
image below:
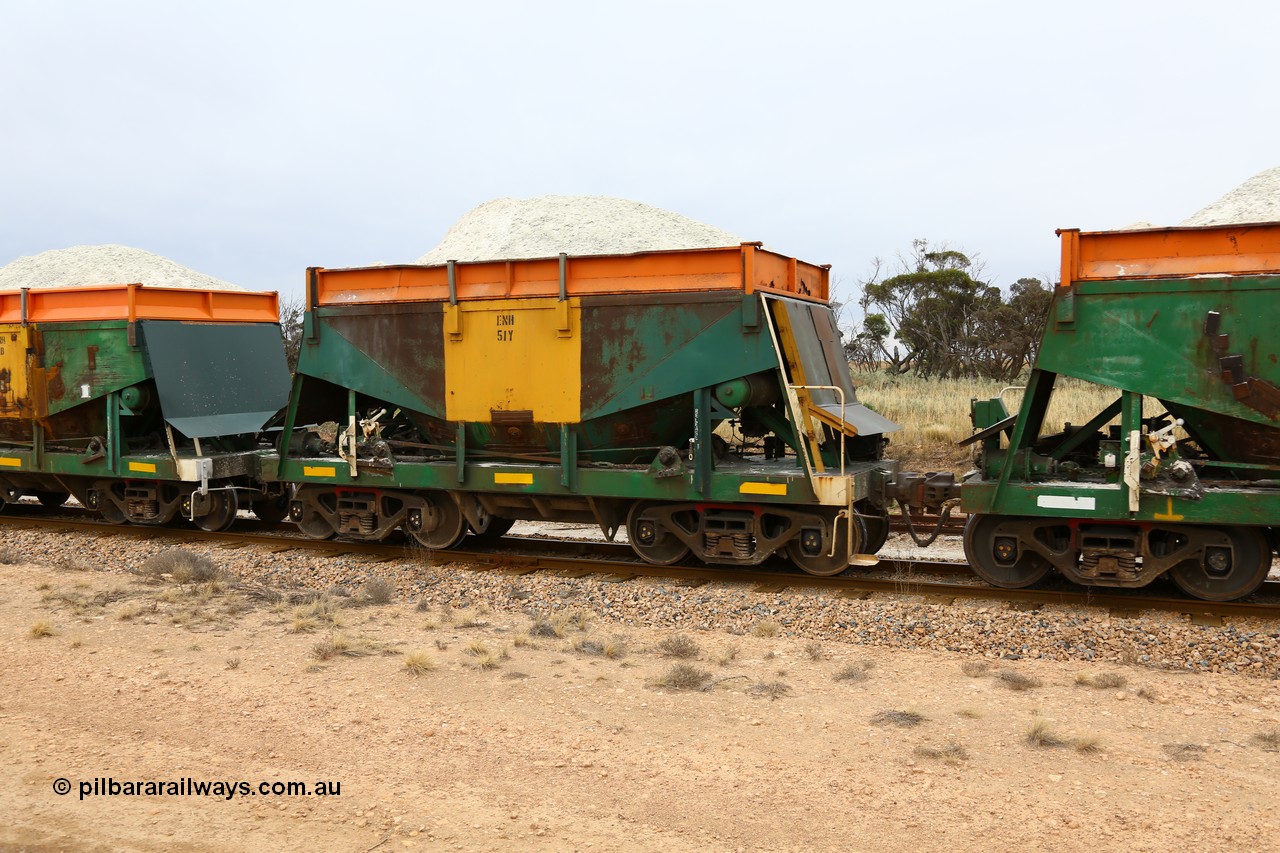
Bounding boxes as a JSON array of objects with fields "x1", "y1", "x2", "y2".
[
  {"x1": 1, "y1": 510, "x2": 1277, "y2": 622},
  {"x1": 888, "y1": 516, "x2": 966, "y2": 539}
]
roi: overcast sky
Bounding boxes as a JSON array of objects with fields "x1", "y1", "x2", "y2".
[{"x1": 2, "y1": 1, "x2": 1276, "y2": 308}]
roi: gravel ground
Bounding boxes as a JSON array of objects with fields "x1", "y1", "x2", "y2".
[{"x1": 4, "y1": 526, "x2": 1277, "y2": 679}]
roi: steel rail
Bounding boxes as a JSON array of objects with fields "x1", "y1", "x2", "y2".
[{"x1": 1, "y1": 513, "x2": 1276, "y2": 621}]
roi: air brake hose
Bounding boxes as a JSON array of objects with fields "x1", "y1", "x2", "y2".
[{"x1": 896, "y1": 500, "x2": 958, "y2": 547}]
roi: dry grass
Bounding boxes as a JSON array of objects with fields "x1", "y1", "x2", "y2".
[
  {"x1": 748, "y1": 680, "x2": 792, "y2": 700},
  {"x1": 872, "y1": 709, "x2": 925, "y2": 727},
  {"x1": 310, "y1": 632, "x2": 377, "y2": 661},
  {"x1": 139, "y1": 550, "x2": 220, "y2": 584},
  {"x1": 715, "y1": 645, "x2": 740, "y2": 666},
  {"x1": 1073, "y1": 735, "x2": 1105, "y2": 754},
  {"x1": 468, "y1": 652, "x2": 500, "y2": 671},
  {"x1": 657, "y1": 634, "x2": 701, "y2": 659},
  {"x1": 116, "y1": 603, "x2": 146, "y2": 622},
  {"x1": 0, "y1": 547, "x2": 23, "y2": 565},
  {"x1": 856, "y1": 372, "x2": 1138, "y2": 472},
  {"x1": 293, "y1": 596, "x2": 344, "y2": 628},
  {"x1": 54, "y1": 556, "x2": 97, "y2": 573},
  {"x1": 357, "y1": 577, "x2": 395, "y2": 606},
  {"x1": 1163, "y1": 742, "x2": 1205, "y2": 761},
  {"x1": 464, "y1": 641, "x2": 501, "y2": 670},
  {"x1": 402, "y1": 650, "x2": 436, "y2": 676},
  {"x1": 914, "y1": 743, "x2": 969, "y2": 763},
  {"x1": 654, "y1": 663, "x2": 712, "y2": 691},
  {"x1": 961, "y1": 661, "x2": 990, "y2": 678},
  {"x1": 996, "y1": 670, "x2": 1041, "y2": 691},
  {"x1": 225, "y1": 657, "x2": 240, "y2": 670},
  {"x1": 565, "y1": 610, "x2": 593, "y2": 632},
  {"x1": 528, "y1": 618, "x2": 559, "y2": 638},
  {"x1": 1250, "y1": 729, "x2": 1280, "y2": 751},
  {"x1": 28, "y1": 620, "x2": 57, "y2": 638},
  {"x1": 289, "y1": 616, "x2": 319, "y2": 634},
  {"x1": 750, "y1": 619, "x2": 781, "y2": 638},
  {"x1": 803, "y1": 641, "x2": 823, "y2": 661},
  {"x1": 1075, "y1": 671, "x2": 1128, "y2": 690},
  {"x1": 833, "y1": 662, "x2": 872, "y2": 683},
  {"x1": 955, "y1": 707, "x2": 983, "y2": 719},
  {"x1": 527, "y1": 610, "x2": 591, "y2": 639},
  {"x1": 1026, "y1": 718, "x2": 1066, "y2": 747}
]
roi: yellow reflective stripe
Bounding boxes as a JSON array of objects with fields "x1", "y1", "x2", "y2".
[
  {"x1": 494, "y1": 472, "x2": 534, "y2": 485},
  {"x1": 127, "y1": 461, "x2": 157, "y2": 473},
  {"x1": 303, "y1": 466, "x2": 337, "y2": 477},
  {"x1": 0, "y1": 457, "x2": 21, "y2": 468},
  {"x1": 739, "y1": 482, "x2": 787, "y2": 496}
]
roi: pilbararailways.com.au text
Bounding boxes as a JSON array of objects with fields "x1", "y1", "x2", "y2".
[{"x1": 56, "y1": 777, "x2": 341, "y2": 801}]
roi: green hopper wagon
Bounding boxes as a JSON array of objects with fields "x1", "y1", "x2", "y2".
[
  {"x1": 279, "y1": 244, "x2": 902, "y2": 574},
  {"x1": 963, "y1": 223, "x2": 1280, "y2": 601},
  {"x1": 0, "y1": 283, "x2": 291, "y2": 529}
]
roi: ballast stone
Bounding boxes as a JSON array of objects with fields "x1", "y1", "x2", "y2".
[
  {"x1": 417, "y1": 195, "x2": 748, "y2": 264},
  {"x1": 1181, "y1": 165, "x2": 1280, "y2": 227},
  {"x1": 0, "y1": 244, "x2": 244, "y2": 291}
]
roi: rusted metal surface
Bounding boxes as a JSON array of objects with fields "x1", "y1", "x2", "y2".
[
  {"x1": 311, "y1": 302, "x2": 446, "y2": 416},
  {"x1": 579, "y1": 292, "x2": 770, "y2": 418}
]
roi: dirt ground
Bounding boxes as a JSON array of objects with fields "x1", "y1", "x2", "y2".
[{"x1": 2, "y1": 557, "x2": 1279, "y2": 853}]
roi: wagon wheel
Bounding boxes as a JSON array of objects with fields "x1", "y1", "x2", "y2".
[
  {"x1": 93, "y1": 482, "x2": 127, "y2": 524},
  {"x1": 408, "y1": 492, "x2": 467, "y2": 550},
  {"x1": 626, "y1": 502, "x2": 690, "y2": 565},
  {"x1": 251, "y1": 494, "x2": 290, "y2": 524},
  {"x1": 35, "y1": 491, "x2": 70, "y2": 509},
  {"x1": 962, "y1": 514, "x2": 1054, "y2": 589},
  {"x1": 297, "y1": 506, "x2": 335, "y2": 540},
  {"x1": 193, "y1": 490, "x2": 239, "y2": 532},
  {"x1": 787, "y1": 510, "x2": 865, "y2": 577},
  {"x1": 861, "y1": 509, "x2": 891, "y2": 554},
  {"x1": 1168, "y1": 526, "x2": 1270, "y2": 602},
  {"x1": 469, "y1": 516, "x2": 516, "y2": 543}
]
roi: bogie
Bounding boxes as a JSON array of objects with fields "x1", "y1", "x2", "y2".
[{"x1": 963, "y1": 513, "x2": 1273, "y2": 602}]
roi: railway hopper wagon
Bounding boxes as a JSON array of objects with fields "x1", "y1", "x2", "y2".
[
  {"x1": 280, "y1": 244, "x2": 910, "y2": 574},
  {"x1": 0, "y1": 284, "x2": 292, "y2": 529},
  {"x1": 963, "y1": 223, "x2": 1280, "y2": 601}
]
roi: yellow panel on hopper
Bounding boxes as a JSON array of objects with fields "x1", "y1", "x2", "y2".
[
  {"x1": 0, "y1": 324, "x2": 30, "y2": 419},
  {"x1": 444, "y1": 297, "x2": 581, "y2": 423}
]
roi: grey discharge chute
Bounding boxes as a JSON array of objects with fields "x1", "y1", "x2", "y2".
[{"x1": 140, "y1": 321, "x2": 292, "y2": 439}]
